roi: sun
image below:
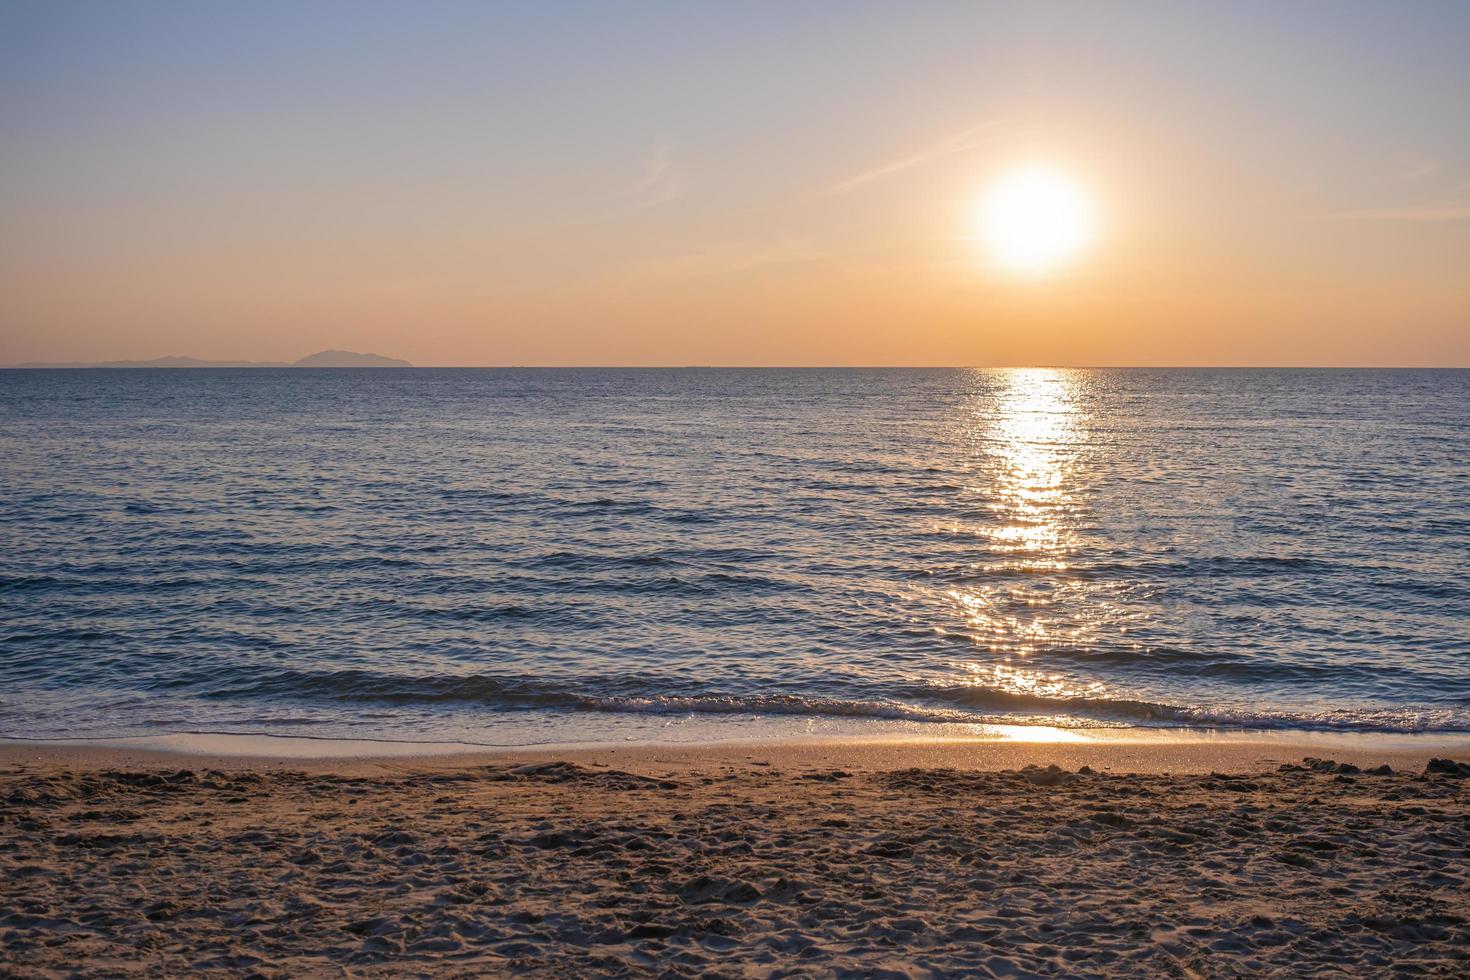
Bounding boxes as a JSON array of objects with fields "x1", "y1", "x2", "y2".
[{"x1": 977, "y1": 166, "x2": 1096, "y2": 275}]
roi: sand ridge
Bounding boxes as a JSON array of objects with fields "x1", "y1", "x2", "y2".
[{"x1": 1, "y1": 754, "x2": 1468, "y2": 977}]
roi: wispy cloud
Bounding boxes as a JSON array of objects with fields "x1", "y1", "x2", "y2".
[
  {"x1": 827, "y1": 120, "x2": 1008, "y2": 195},
  {"x1": 1324, "y1": 200, "x2": 1470, "y2": 222},
  {"x1": 1335, "y1": 153, "x2": 1470, "y2": 220},
  {"x1": 623, "y1": 140, "x2": 684, "y2": 211},
  {"x1": 1375, "y1": 154, "x2": 1443, "y2": 184},
  {"x1": 601, "y1": 238, "x2": 822, "y2": 292},
  {"x1": 557, "y1": 140, "x2": 684, "y2": 228}
]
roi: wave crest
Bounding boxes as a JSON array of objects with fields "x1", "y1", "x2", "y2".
[{"x1": 174, "y1": 668, "x2": 1470, "y2": 734}]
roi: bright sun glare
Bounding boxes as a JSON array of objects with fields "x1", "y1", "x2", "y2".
[{"x1": 978, "y1": 167, "x2": 1096, "y2": 275}]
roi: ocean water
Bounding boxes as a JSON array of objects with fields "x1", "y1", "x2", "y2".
[{"x1": 2, "y1": 367, "x2": 1468, "y2": 745}]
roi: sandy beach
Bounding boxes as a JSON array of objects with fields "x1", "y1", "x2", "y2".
[{"x1": 2, "y1": 734, "x2": 1468, "y2": 977}]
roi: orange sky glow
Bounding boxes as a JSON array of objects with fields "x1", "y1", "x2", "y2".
[{"x1": 2, "y1": 2, "x2": 1468, "y2": 366}]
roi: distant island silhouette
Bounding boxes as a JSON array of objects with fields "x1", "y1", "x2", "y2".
[
  {"x1": 292, "y1": 350, "x2": 412, "y2": 368},
  {"x1": 8, "y1": 349, "x2": 412, "y2": 368}
]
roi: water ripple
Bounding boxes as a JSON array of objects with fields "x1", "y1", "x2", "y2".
[{"x1": 2, "y1": 367, "x2": 1468, "y2": 741}]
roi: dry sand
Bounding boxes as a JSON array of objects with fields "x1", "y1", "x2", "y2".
[{"x1": 2, "y1": 735, "x2": 1468, "y2": 977}]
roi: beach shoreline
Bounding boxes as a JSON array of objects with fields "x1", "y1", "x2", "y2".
[
  {"x1": 5, "y1": 725, "x2": 1470, "y2": 774},
  {"x1": 4, "y1": 732, "x2": 1467, "y2": 976}
]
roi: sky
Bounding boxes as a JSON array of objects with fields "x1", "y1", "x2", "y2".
[{"x1": 2, "y1": 0, "x2": 1468, "y2": 366}]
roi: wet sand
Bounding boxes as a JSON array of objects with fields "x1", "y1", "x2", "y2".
[{"x1": 2, "y1": 736, "x2": 1468, "y2": 977}]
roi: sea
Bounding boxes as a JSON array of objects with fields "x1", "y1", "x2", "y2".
[{"x1": 2, "y1": 367, "x2": 1468, "y2": 746}]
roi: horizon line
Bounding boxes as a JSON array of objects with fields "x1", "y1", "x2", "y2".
[{"x1": 6, "y1": 363, "x2": 1470, "y2": 371}]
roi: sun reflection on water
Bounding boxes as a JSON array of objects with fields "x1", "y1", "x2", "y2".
[
  {"x1": 985, "y1": 367, "x2": 1079, "y2": 558},
  {"x1": 941, "y1": 368, "x2": 1105, "y2": 713}
]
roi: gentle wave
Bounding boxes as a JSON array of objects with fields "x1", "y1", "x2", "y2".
[
  {"x1": 913, "y1": 684, "x2": 1470, "y2": 733},
  {"x1": 150, "y1": 666, "x2": 1470, "y2": 734}
]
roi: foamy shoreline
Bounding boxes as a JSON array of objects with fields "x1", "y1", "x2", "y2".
[{"x1": 5, "y1": 725, "x2": 1470, "y2": 772}]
